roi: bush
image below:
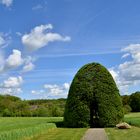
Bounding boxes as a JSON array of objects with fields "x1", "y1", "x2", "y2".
[
  {"x1": 64, "y1": 62, "x2": 124, "y2": 128},
  {"x1": 123, "y1": 105, "x2": 132, "y2": 114},
  {"x1": 130, "y1": 92, "x2": 140, "y2": 112}
]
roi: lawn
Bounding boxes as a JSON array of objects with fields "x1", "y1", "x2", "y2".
[
  {"x1": 27, "y1": 128, "x2": 87, "y2": 140},
  {"x1": 106, "y1": 112, "x2": 140, "y2": 140}
]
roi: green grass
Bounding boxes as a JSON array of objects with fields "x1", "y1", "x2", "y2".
[
  {"x1": 2, "y1": 113, "x2": 140, "y2": 140},
  {"x1": 106, "y1": 127, "x2": 140, "y2": 140},
  {"x1": 0, "y1": 117, "x2": 87, "y2": 140},
  {"x1": 27, "y1": 128, "x2": 87, "y2": 140},
  {"x1": 106, "y1": 112, "x2": 140, "y2": 140},
  {"x1": 0, "y1": 117, "x2": 62, "y2": 140},
  {"x1": 124, "y1": 112, "x2": 140, "y2": 127}
]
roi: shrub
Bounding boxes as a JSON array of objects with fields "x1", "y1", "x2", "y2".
[
  {"x1": 64, "y1": 62, "x2": 124, "y2": 127},
  {"x1": 123, "y1": 105, "x2": 132, "y2": 114},
  {"x1": 130, "y1": 92, "x2": 140, "y2": 112}
]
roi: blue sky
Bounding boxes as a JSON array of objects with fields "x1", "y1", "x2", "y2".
[{"x1": 0, "y1": 0, "x2": 140, "y2": 99}]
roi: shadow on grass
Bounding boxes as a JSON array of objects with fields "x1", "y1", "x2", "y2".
[
  {"x1": 50, "y1": 121, "x2": 65, "y2": 128},
  {"x1": 55, "y1": 121, "x2": 65, "y2": 127}
]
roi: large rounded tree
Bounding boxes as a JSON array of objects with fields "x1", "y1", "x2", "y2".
[{"x1": 64, "y1": 63, "x2": 123, "y2": 128}]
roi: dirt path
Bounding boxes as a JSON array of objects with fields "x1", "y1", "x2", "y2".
[{"x1": 81, "y1": 128, "x2": 108, "y2": 140}]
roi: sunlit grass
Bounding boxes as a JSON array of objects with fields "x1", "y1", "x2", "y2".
[
  {"x1": 0, "y1": 117, "x2": 62, "y2": 140},
  {"x1": 106, "y1": 112, "x2": 140, "y2": 140},
  {"x1": 27, "y1": 128, "x2": 87, "y2": 140}
]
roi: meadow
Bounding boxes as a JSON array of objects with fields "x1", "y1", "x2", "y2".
[
  {"x1": 0, "y1": 113, "x2": 140, "y2": 140},
  {"x1": 106, "y1": 112, "x2": 140, "y2": 140},
  {"x1": 0, "y1": 117, "x2": 87, "y2": 140},
  {"x1": 0, "y1": 117, "x2": 62, "y2": 140}
]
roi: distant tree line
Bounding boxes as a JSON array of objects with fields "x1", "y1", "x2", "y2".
[
  {"x1": 0, "y1": 95, "x2": 66, "y2": 117},
  {"x1": 122, "y1": 91, "x2": 140, "y2": 114},
  {"x1": 0, "y1": 91, "x2": 140, "y2": 117}
]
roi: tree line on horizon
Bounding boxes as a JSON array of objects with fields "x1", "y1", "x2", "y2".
[
  {"x1": 0, "y1": 95, "x2": 66, "y2": 117},
  {"x1": 0, "y1": 92, "x2": 139, "y2": 117}
]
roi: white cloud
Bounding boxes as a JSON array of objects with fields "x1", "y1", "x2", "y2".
[
  {"x1": 32, "y1": 83, "x2": 70, "y2": 99},
  {"x1": 0, "y1": 76, "x2": 23, "y2": 95},
  {"x1": 110, "y1": 44, "x2": 140, "y2": 94},
  {"x1": 32, "y1": 4, "x2": 43, "y2": 10},
  {"x1": 0, "y1": 33, "x2": 11, "y2": 48},
  {"x1": 121, "y1": 53, "x2": 130, "y2": 59},
  {"x1": 63, "y1": 83, "x2": 70, "y2": 90},
  {"x1": 5, "y1": 49, "x2": 23, "y2": 69},
  {"x1": 21, "y1": 56, "x2": 36, "y2": 73},
  {"x1": 16, "y1": 32, "x2": 22, "y2": 36},
  {"x1": 2, "y1": 76, "x2": 23, "y2": 88},
  {"x1": 22, "y1": 62, "x2": 35, "y2": 72},
  {"x1": 0, "y1": 49, "x2": 35, "y2": 73},
  {"x1": 0, "y1": 0, "x2": 13, "y2": 7},
  {"x1": 0, "y1": 88, "x2": 22, "y2": 95},
  {"x1": 0, "y1": 36, "x2": 5, "y2": 46},
  {"x1": 22, "y1": 24, "x2": 71, "y2": 51}
]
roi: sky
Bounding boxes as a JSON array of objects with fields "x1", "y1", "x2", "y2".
[{"x1": 0, "y1": 0, "x2": 140, "y2": 99}]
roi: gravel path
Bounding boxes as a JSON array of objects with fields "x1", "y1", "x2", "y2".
[{"x1": 81, "y1": 128, "x2": 108, "y2": 140}]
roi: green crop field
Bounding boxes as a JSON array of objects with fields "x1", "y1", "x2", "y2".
[
  {"x1": 0, "y1": 117, "x2": 87, "y2": 140},
  {"x1": 106, "y1": 112, "x2": 140, "y2": 140},
  {"x1": 0, "y1": 117, "x2": 62, "y2": 140}
]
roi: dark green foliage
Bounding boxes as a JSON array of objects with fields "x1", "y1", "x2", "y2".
[
  {"x1": 130, "y1": 92, "x2": 140, "y2": 112},
  {"x1": 64, "y1": 63, "x2": 124, "y2": 128},
  {"x1": 122, "y1": 95, "x2": 130, "y2": 106}
]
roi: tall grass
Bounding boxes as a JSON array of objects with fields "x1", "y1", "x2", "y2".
[
  {"x1": 0, "y1": 117, "x2": 62, "y2": 140},
  {"x1": 0, "y1": 123, "x2": 56, "y2": 140},
  {"x1": 124, "y1": 113, "x2": 140, "y2": 127}
]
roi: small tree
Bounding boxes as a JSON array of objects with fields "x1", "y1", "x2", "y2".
[{"x1": 64, "y1": 63, "x2": 124, "y2": 127}]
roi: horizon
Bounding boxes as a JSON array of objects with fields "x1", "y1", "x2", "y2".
[{"x1": 0, "y1": 0, "x2": 140, "y2": 99}]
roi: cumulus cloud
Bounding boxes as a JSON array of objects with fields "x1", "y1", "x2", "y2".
[
  {"x1": 0, "y1": 49, "x2": 35, "y2": 73},
  {"x1": 0, "y1": 0, "x2": 13, "y2": 7},
  {"x1": 110, "y1": 44, "x2": 140, "y2": 94},
  {"x1": 2, "y1": 76, "x2": 23, "y2": 88},
  {"x1": 0, "y1": 76, "x2": 23, "y2": 95},
  {"x1": 22, "y1": 62, "x2": 35, "y2": 72},
  {"x1": 5, "y1": 49, "x2": 23, "y2": 69},
  {"x1": 32, "y1": 83, "x2": 70, "y2": 99},
  {"x1": 22, "y1": 24, "x2": 71, "y2": 51}
]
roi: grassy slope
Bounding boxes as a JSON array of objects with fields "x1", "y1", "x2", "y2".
[
  {"x1": 106, "y1": 112, "x2": 140, "y2": 140},
  {"x1": 28, "y1": 128, "x2": 87, "y2": 140}
]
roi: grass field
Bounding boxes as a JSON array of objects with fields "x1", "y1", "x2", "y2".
[
  {"x1": 0, "y1": 117, "x2": 62, "y2": 140},
  {"x1": 1, "y1": 113, "x2": 140, "y2": 140},
  {"x1": 0, "y1": 117, "x2": 87, "y2": 140},
  {"x1": 28, "y1": 128, "x2": 87, "y2": 140},
  {"x1": 124, "y1": 113, "x2": 140, "y2": 127},
  {"x1": 106, "y1": 112, "x2": 140, "y2": 140}
]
